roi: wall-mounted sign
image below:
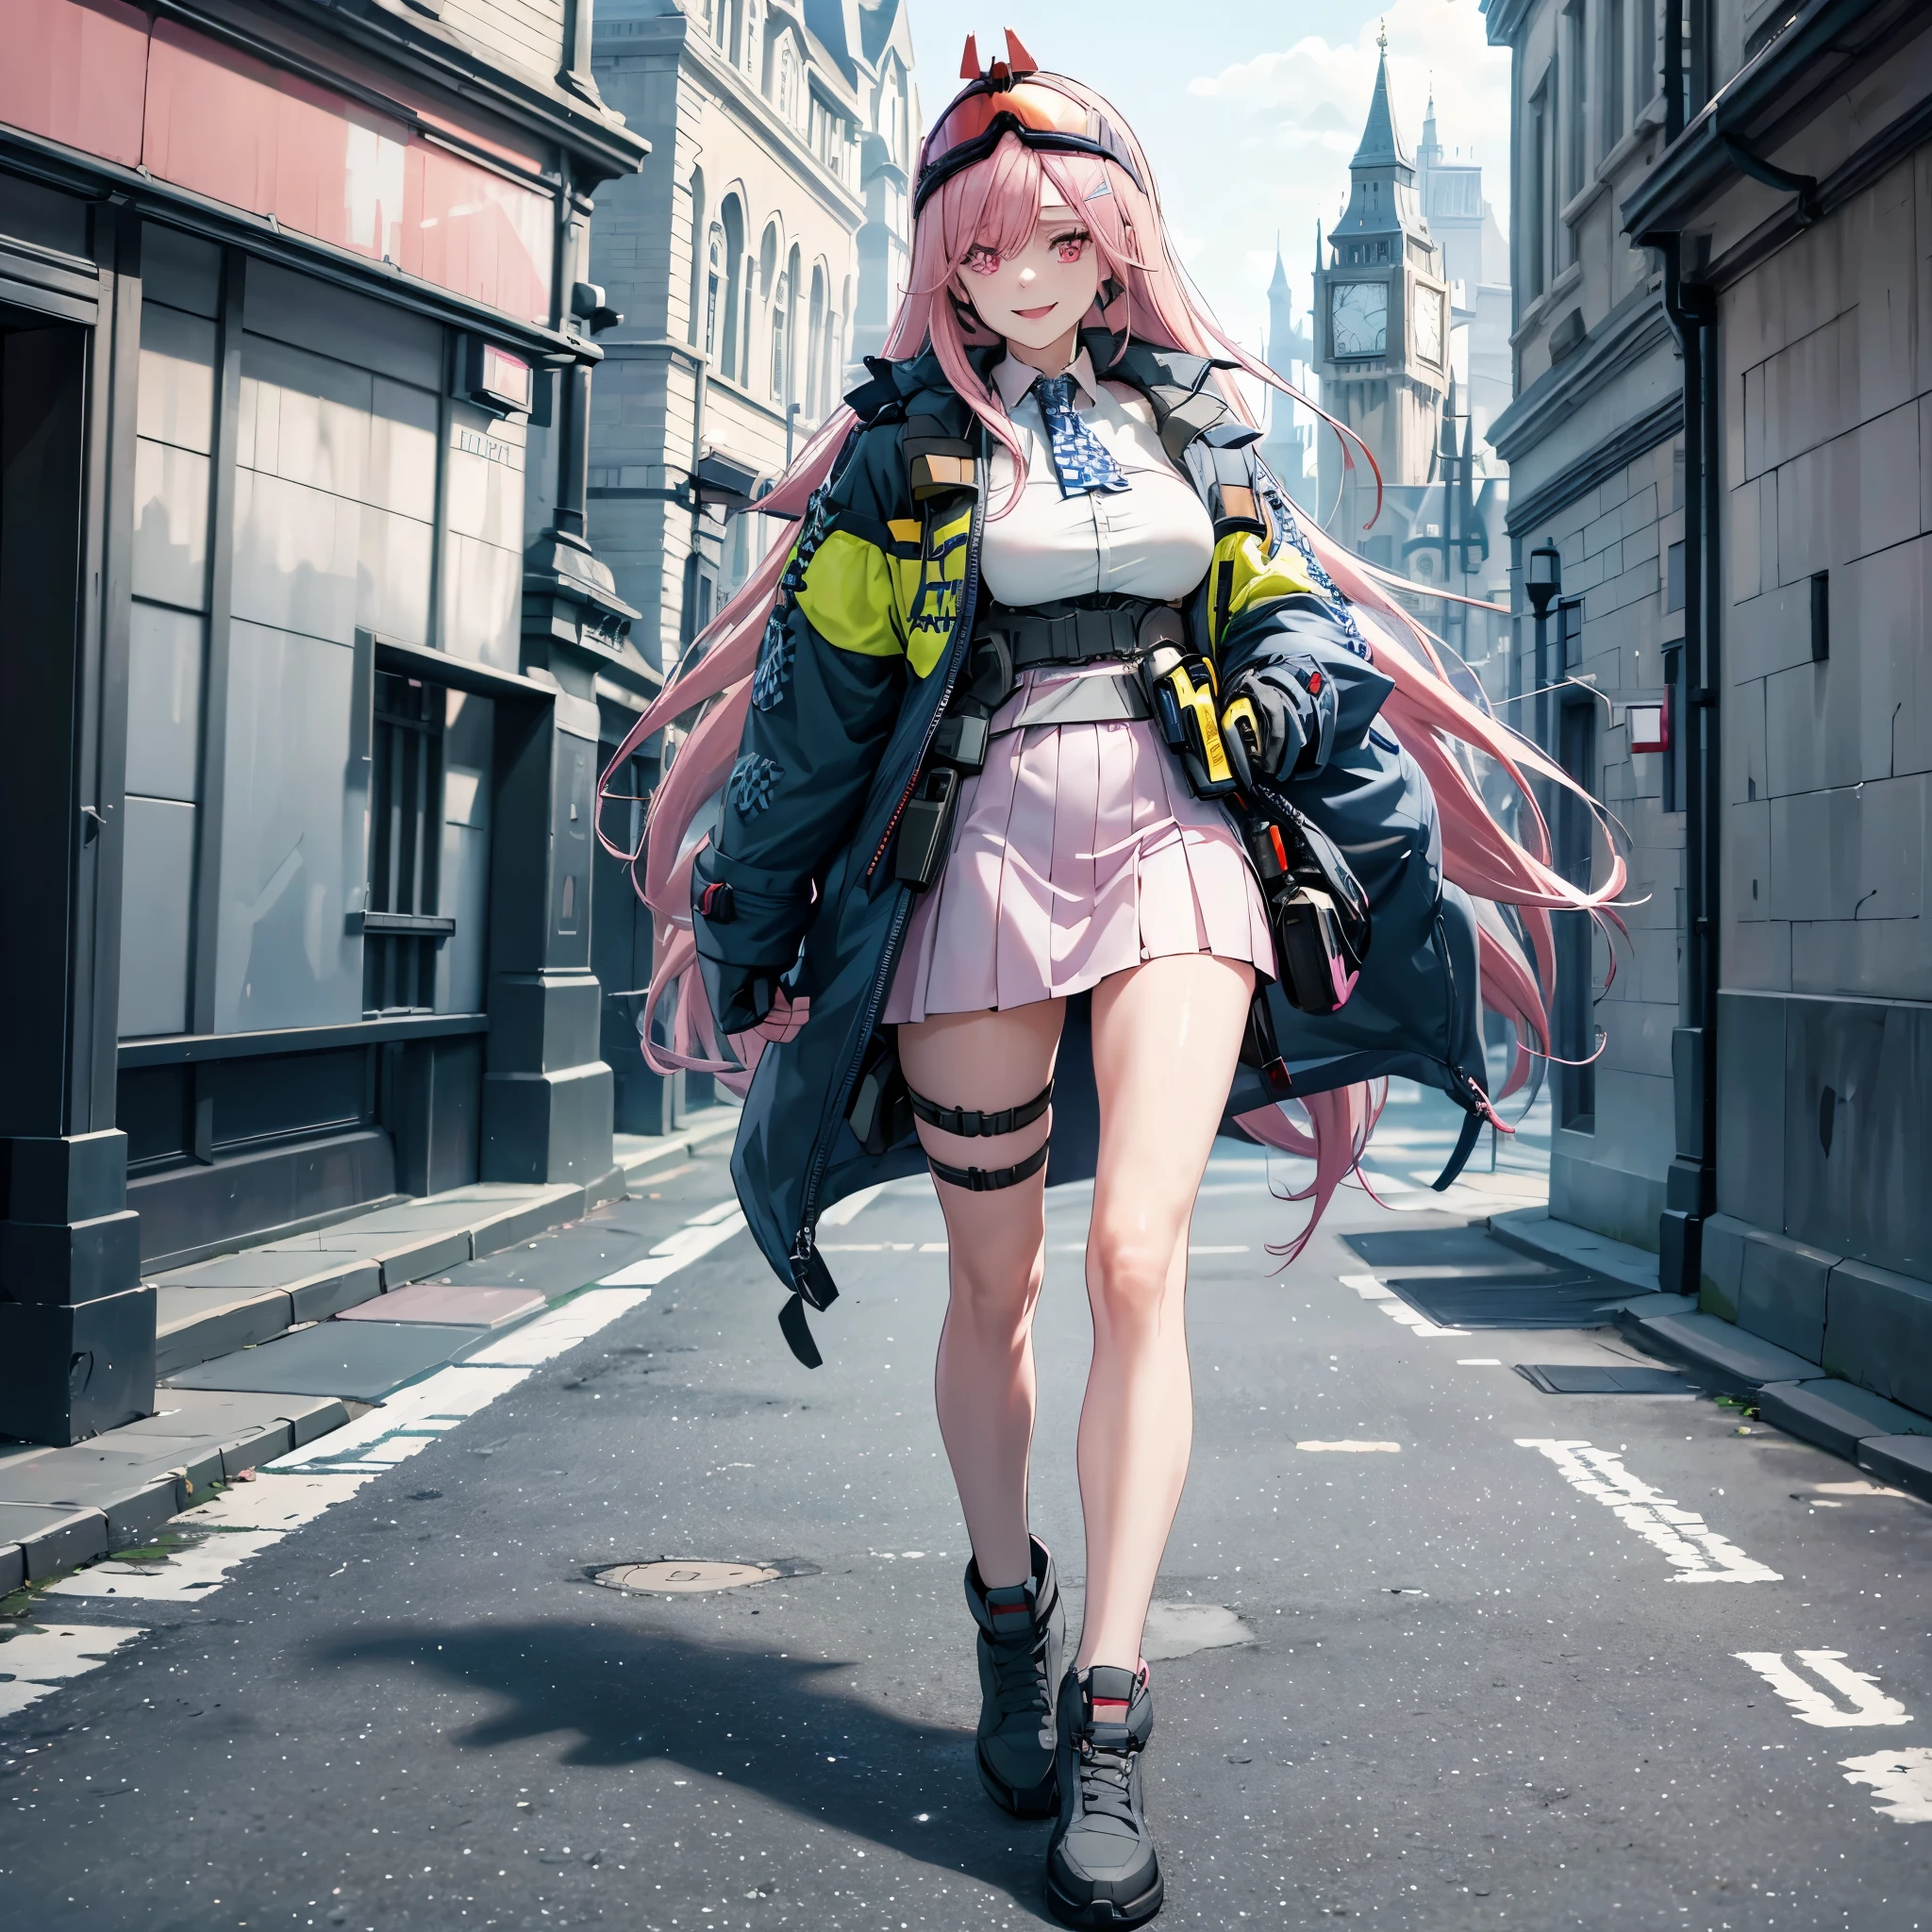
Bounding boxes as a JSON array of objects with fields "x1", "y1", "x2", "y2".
[{"x1": 463, "y1": 336, "x2": 534, "y2": 416}]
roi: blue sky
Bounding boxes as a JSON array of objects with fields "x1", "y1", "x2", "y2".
[{"x1": 899, "y1": 1, "x2": 1512, "y2": 371}]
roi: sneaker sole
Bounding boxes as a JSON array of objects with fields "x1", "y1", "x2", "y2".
[
  {"x1": 976, "y1": 1741, "x2": 1058, "y2": 1819},
  {"x1": 1044, "y1": 1866, "x2": 1164, "y2": 1928}
]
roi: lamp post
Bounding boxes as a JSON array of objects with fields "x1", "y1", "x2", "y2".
[{"x1": 1524, "y1": 541, "x2": 1562, "y2": 761}]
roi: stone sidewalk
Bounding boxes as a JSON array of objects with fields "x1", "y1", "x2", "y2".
[
  {"x1": 0, "y1": 1109, "x2": 741, "y2": 1598},
  {"x1": 1491, "y1": 1204, "x2": 1932, "y2": 1502}
]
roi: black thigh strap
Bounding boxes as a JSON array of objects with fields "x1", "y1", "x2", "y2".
[
  {"x1": 927, "y1": 1142, "x2": 1051, "y2": 1193},
  {"x1": 907, "y1": 1078, "x2": 1054, "y2": 1140}
]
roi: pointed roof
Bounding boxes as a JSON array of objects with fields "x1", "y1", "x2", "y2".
[
  {"x1": 1268, "y1": 238, "x2": 1291, "y2": 301},
  {"x1": 1351, "y1": 37, "x2": 1412, "y2": 175}
]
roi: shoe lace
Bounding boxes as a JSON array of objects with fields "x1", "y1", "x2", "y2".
[
  {"x1": 1074, "y1": 1737, "x2": 1138, "y2": 1827},
  {"x1": 986, "y1": 1624, "x2": 1052, "y2": 1720}
]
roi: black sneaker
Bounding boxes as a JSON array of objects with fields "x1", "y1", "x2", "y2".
[
  {"x1": 963, "y1": 1537, "x2": 1063, "y2": 1817},
  {"x1": 1044, "y1": 1663, "x2": 1163, "y2": 1927}
]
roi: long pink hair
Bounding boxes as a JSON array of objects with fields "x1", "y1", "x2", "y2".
[{"x1": 598, "y1": 68, "x2": 1623, "y2": 1252}]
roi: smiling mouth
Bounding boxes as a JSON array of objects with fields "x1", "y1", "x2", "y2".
[{"x1": 1014, "y1": 302, "x2": 1058, "y2": 319}]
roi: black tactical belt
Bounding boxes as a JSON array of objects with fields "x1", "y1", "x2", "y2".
[{"x1": 977, "y1": 595, "x2": 1188, "y2": 671}]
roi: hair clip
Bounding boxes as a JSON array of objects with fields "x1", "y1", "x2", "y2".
[{"x1": 1084, "y1": 178, "x2": 1113, "y2": 202}]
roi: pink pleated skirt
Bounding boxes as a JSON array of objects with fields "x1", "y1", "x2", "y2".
[{"x1": 884, "y1": 663, "x2": 1275, "y2": 1024}]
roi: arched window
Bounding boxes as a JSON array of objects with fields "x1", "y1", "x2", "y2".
[
  {"x1": 757, "y1": 223, "x2": 779, "y2": 396},
  {"x1": 805, "y1": 262, "x2": 826, "y2": 418},
  {"x1": 705, "y1": 224, "x2": 724, "y2": 358},
  {"x1": 719, "y1": 194, "x2": 746, "y2": 382}
]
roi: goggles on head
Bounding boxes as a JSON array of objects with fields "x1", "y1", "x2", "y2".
[{"x1": 912, "y1": 30, "x2": 1144, "y2": 218}]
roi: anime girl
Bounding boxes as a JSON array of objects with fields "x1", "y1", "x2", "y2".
[{"x1": 601, "y1": 35, "x2": 1615, "y2": 1927}]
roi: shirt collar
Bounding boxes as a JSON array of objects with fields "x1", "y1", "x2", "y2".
[{"x1": 992, "y1": 345, "x2": 1100, "y2": 413}]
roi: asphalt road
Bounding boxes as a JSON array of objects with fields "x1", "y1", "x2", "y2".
[{"x1": 3, "y1": 1108, "x2": 1930, "y2": 1930}]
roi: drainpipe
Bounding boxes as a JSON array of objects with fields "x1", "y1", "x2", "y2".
[{"x1": 1657, "y1": 233, "x2": 1721, "y2": 1297}]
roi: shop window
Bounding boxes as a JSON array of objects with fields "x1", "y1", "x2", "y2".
[{"x1": 364, "y1": 672, "x2": 449, "y2": 1015}]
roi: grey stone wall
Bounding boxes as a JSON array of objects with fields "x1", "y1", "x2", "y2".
[
  {"x1": 1703, "y1": 144, "x2": 1932, "y2": 1396},
  {"x1": 1529, "y1": 431, "x2": 1686, "y2": 1252}
]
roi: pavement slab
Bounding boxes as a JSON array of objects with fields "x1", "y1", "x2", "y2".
[
  {"x1": 1, "y1": 1109, "x2": 1928, "y2": 1927},
  {"x1": 154, "y1": 1285, "x2": 293, "y2": 1374},
  {"x1": 160, "y1": 1321, "x2": 488, "y2": 1401},
  {"x1": 334, "y1": 1282, "x2": 548, "y2": 1328}
]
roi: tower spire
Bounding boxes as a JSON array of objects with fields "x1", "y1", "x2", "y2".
[{"x1": 1352, "y1": 28, "x2": 1411, "y2": 174}]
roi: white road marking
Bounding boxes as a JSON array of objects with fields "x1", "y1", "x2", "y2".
[
  {"x1": 599, "y1": 1208, "x2": 745, "y2": 1284},
  {"x1": 1341, "y1": 1273, "x2": 1394, "y2": 1300},
  {"x1": 1377, "y1": 1301, "x2": 1471, "y2": 1339},
  {"x1": 819, "y1": 1184, "x2": 888, "y2": 1227},
  {"x1": 1458, "y1": 1357, "x2": 1503, "y2": 1366},
  {"x1": 1297, "y1": 1441, "x2": 1402, "y2": 1453},
  {"x1": 0, "y1": 1624, "x2": 143, "y2": 1717},
  {"x1": 44, "y1": 1532, "x2": 287, "y2": 1602},
  {"x1": 1733, "y1": 1651, "x2": 1912, "y2": 1727},
  {"x1": 12, "y1": 1203, "x2": 731, "y2": 1700},
  {"x1": 1518, "y1": 1438, "x2": 1781, "y2": 1582},
  {"x1": 1811, "y1": 1480, "x2": 1907, "y2": 1498},
  {"x1": 1840, "y1": 1747, "x2": 1932, "y2": 1823}
]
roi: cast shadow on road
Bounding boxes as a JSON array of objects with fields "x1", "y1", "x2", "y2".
[{"x1": 317, "y1": 1616, "x2": 1048, "y2": 1907}]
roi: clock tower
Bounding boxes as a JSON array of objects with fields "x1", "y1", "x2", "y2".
[{"x1": 1312, "y1": 30, "x2": 1449, "y2": 558}]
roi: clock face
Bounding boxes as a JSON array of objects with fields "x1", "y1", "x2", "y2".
[
  {"x1": 1329, "y1": 280, "x2": 1388, "y2": 358},
  {"x1": 1410, "y1": 282, "x2": 1443, "y2": 365}
]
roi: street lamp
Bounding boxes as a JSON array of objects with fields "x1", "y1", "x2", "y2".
[{"x1": 1524, "y1": 541, "x2": 1562, "y2": 760}]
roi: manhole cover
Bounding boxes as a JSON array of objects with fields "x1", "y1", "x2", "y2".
[{"x1": 595, "y1": 1560, "x2": 779, "y2": 1594}]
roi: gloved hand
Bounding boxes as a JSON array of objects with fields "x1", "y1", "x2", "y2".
[{"x1": 1222, "y1": 666, "x2": 1317, "y2": 782}]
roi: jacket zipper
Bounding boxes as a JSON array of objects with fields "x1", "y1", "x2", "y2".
[{"x1": 793, "y1": 464, "x2": 987, "y2": 1271}]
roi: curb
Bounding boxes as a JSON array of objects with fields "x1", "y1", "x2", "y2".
[
  {"x1": 1, "y1": 1113, "x2": 742, "y2": 1603},
  {"x1": 1613, "y1": 1300, "x2": 1932, "y2": 1505}
]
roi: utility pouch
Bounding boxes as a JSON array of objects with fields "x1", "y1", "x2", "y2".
[
  {"x1": 1140, "y1": 643, "x2": 1239, "y2": 797},
  {"x1": 1243, "y1": 813, "x2": 1366, "y2": 1017},
  {"x1": 931, "y1": 711, "x2": 990, "y2": 774},
  {"x1": 895, "y1": 765, "x2": 960, "y2": 890},
  {"x1": 847, "y1": 1031, "x2": 915, "y2": 1155}
]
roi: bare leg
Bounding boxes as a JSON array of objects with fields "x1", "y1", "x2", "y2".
[
  {"x1": 1076, "y1": 953, "x2": 1254, "y2": 1672},
  {"x1": 898, "y1": 1001, "x2": 1065, "y2": 1591}
]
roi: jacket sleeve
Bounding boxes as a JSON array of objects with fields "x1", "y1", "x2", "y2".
[
  {"x1": 689, "y1": 432, "x2": 919, "y2": 1033},
  {"x1": 1210, "y1": 508, "x2": 1394, "y2": 781}
]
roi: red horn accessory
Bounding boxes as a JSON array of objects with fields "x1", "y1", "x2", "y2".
[
  {"x1": 958, "y1": 33, "x2": 981, "y2": 80},
  {"x1": 1004, "y1": 28, "x2": 1039, "y2": 75}
]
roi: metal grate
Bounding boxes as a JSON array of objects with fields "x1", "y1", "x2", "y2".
[
  {"x1": 364, "y1": 673, "x2": 446, "y2": 1014},
  {"x1": 1515, "y1": 1364, "x2": 1698, "y2": 1394},
  {"x1": 1342, "y1": 1228, "x2": 1628, "y2": 1329}
]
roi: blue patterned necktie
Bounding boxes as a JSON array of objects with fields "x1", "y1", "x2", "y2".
[{"x1": 1031, "y1": 372, "x2": 1131, "y2": 500}]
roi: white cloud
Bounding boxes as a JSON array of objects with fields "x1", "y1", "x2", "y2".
[{"x1": 1166, "y1": 1, "x2": 1511, "y2": 364}]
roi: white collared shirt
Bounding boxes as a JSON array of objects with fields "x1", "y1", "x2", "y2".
[{"x1": 978, "y1": 348, "x2": 1215, "y2": 608}]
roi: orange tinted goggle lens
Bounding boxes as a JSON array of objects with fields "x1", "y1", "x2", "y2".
[{"x1": 929, "y1": 81, "x2": 1092, "y2": 155}]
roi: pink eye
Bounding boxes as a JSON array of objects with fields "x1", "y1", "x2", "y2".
[
  {"x1": 965, "y1": 247, "x2": 1002, "y2": 275},
  {"x1": 1056, "y1": 238, "x2": 1086, "y2": 263}
]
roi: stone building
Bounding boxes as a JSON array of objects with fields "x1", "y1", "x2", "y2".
[
  {"x1": 586, "y1": 0, "x2": 918, "y2": 672},
  {"x1": 580, "y1": 0, "x2": 916, "y2": 1135},
  {"x1": 1487, "y1": 0, "x2": 1932, "y2": 1412},
  {"x1": 1481, "y1": 0, "x2": 1684, "y2": 1256},
  {"x1": 0, "y1": 0, "x2": 648, "y2": 1442}
]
